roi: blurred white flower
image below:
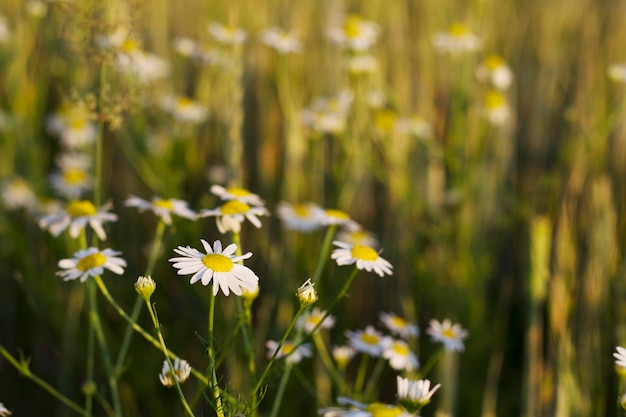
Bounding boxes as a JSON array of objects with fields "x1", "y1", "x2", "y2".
[
  {"x1": 426, "y1": 318, "x2": 469, "y2": 351},
  {"x1": 328, "y1": 15, "x2": 379, "y2": 51},
  {"x1": 476, "y1": 54, "x2": 513, "y2": 91},
  {"x1": 2, "y1": 177, "x2": 37, "y2": 211},
  {"x1": 159, "y1": 358, "x2": 191, "y2": 387},
  {"x1": 277, "y1": 201, "x2": 325, "y2": 232},
  {"x1": 160, "y1": 96, "x2": 208, "y2": 124},
  {"x1": 208, "y1": 22, "x2": 247, "y2": 45},
  {"x1": 483, "y1": 90, "x2": 511, "y2": 126},
  {"x1": 260, "y1": 27, "x2": 302, "y2": 54},
  {"x1": 346, "y1": 326, "x2": 390, "y2": 357},
  {"x1": 125, "y1": 195, "x2": 196, "y2": 225},
  {"x1": 433, "y1": 23, "x2": 481, "y2": 55},
  {"x1": 266, "y1": 340, "x2": 313, "y2": 364}
]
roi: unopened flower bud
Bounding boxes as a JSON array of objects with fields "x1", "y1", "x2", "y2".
[
  {"x1": 135, "y1": 275, "x2": 156, "y2": 300},
  {"x1": 296, "y1": 278, "x2": 317, "y2": 306}
]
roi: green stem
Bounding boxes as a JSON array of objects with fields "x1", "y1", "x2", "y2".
[
  {"x1": 269, "y1": 362, "x2": 294, "y2": 417},
  {"x1": 93, "y1": 276, "x2": 208, "y2": 385},
  {"x1": 363, "y1": 356, "x2": 387, "y2": 400},
  {"x1": 312, "y1": 331, "x2": 347, "y2": 394},
  {"x1": 145, "y1": 301, "x2": 195, "y2": 417},
  {"x1": 419, "y1": 349, "x2": 443, "y2": 378},
  {"x1": 353, "y1": 354, "x2": 370, "y2": 395},
  {"x1": 114, "y1": 219, "x2": 167, "y2": 374},
  {"x1": 0, "y1": 344, "x2": 88, "y2": 416},
  {"x1": 87, "y1": 278, "x2": 122, "y2": 416},
  {"x1": 312, "y1": 225, "x2": 337, "y2": 286},
  {"x1": 207, "y1": 291, "x2": 225, "y2": 417}
]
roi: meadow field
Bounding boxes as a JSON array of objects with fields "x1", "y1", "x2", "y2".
[{"x1": 1, "y1": 0, "x2": 626, "y2": 416}]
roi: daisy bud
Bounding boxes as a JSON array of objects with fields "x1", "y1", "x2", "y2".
[
  {"x1": 619, "y1": 393, "x2": 626, "y2": 412},
  {"x1": 296, "y1": 278, "x2": 317, "y2": 306},
  {"x1": 242, "y1": 282, "x2": 260, "y2": 303},
  {"x1": 135, "y1": 276, "x2": 156, "y2": 300}
]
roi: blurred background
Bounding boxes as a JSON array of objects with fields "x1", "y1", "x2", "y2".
[{"x1": 1, "y1": 0, "x2": 626, "y2": 415}]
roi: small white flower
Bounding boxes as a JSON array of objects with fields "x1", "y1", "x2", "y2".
[
  {"x1": 297, "y1": 307, "x2": 335, "y2": 333},
  {"x1": 0, "y1": 402, "x2": 11, "y2": 417},
  {"x1": 159, "y1": 358, "x2": 191, "y2": 387},
  {"x1": 296, "y1": 278, "x2": 318, "y2": 306},
  {"x1": 125, "y1": 195, "x2": 196, "y2": 225},
  {"x1": 302, "y1": 91, "x2": 354, "y2": 135},
  {"x1": 426, "y1": 318, "x2": 469, "y2": 352},
  {"x1": 347, "y1": 54, "x2": 379, "y2": 75},
  {"x1": 336, "y1": 227, "x2": 379, "y2": 249},
  {"x1": 328, "y1": 15, "x2": 379, "y2": 52},
  {"x1": 39, "y1": 200, "x2": 117, "y2": 241},
  {"x1": 433, "y1": 23, "x2": 481, "y2": 55},
  {"x1": 197, "y1": 200, "x2": 269, "y2": 234},
  {"x1": 331, "y1": 241, "x2": 393, "y2": 277},
  {"x1": 266, "y1": 340, "x2": 312, "y2": 364},
  {"x1": 208, "y1": 22, "x2": 247, "y2": 45},
  {"x1": 394, "y1": 115, "x2": 434, "y2": 139},
  {"x1": 345, "y1": 326, "x2": 390, "y2": 357},
  {"x1": 0, "y1": 16, "x2": 11, "y2": 44},
  {"x1": 160, "y1": 96, "x2": 208, "y2": 124},
  {"x1": 476, "y1": 54, "x2": 513, "y2": 91},
  {"x1": 169, "y1": 239, "x2": 259, "y2": 296},
  {"x1": 382, "y1": 339, "x2": 419, "y2": 371},
  {"x1": 260, "y1": 27, "x2": 302, "y2": 54},
  {"x1": 318, "y1": 208, "x2": 359, "y2": 230},
  {"x1": 332, "y1": 345, "x2": 356, "y2": 369},
  {"x1": 172, "y1": 37, "x2": 199, "y2": 57},
  {"x1": 46, "y1": 104, "x2": 97, "y2": 150},
  {"x1": 26, "y1": 0, "x2": 48, "y2": 18},
  {"x1": 276, "y1": 201, "x2": 325, "y2": 232},
  {"x1": 483, "y1": 90, "x2": 511, "y2": 126},
  {"x1": 57, "y1": 247, "x2": 126, "y2": 282},
  {"x1": 608, "y1": 64, "x2": 626, "y2": 83},
  {"x1": 49, "y1": 152, "x2": 93, "y2": 199},
  {"x1": 210, "y1": 185, "x2": 265, "y2": 206},
  {"x1": 379, "y1": 312, "x2": 419, "y2": 339},
  {"x1": 1, "y1": 177, "x2": 37, "y2": 211},
  {"x1": 614, "y1": 346, "x2": 626, "y2": 368},
  {"x1": 319, "y1": 397, "x2": 411, "y2": 417},
  {"x1": 396, "y1": 376, "x2": 441, "y2": 411}
]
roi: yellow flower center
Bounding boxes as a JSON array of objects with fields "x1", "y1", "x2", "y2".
[
  {"x1": 202, "y1": 253, "x2": 233, "y2": 272},
  {"x1": 325, "y1": 209, "x2": 349, "y2": 220},
  {"x1": 66, "y1": 200, "x2": 97, "y2": 217},
  {"x1": 226, "y1": 187, "x2": 251, "y2": 197},
  {"x1": 392, "y1": 342, "x2": 409, "y2": 356},
  {"x1": 281, "y1": 343, "x2": 295, "y2": 355},
  {"x1": 76, "y1": 252, "x2": 106, "y2": 271},
  {"x1": 391, "y1": 316, "x2": 407, "y2": 328},
  {"x1": 63, "y1": 168, "x2": 88, "y2": 185},
  {"x1": 69, "y1": 118, "x2": 86, "y2": 129},
  {"x1": 359, "y1": 333, "x2": 380, "y2": 345},
  {"x1": 484, "y1": 54, "x2": 504, "y2": 70},
  {"x1": 442, "y1": 328, "x2": 457, "y2": 339},
  {"x1": 153, "y1": 199, "x2": 174, "y2": 210},
  {"x1": 294, "y1": 204, "x2": 309, "y2": 217},
  {"x1": 376, "y1": 110, "x2": 397, "y2": 133},
  {"x1": 344, "y1": 16, "x2": 363, "y2": 39},
  {"x1": 351, "y1": 244, "x2": 378, "y2": 261},
  {"x1": 485, "y1": 90, "x2": 506, "y2": 109},
  {"x1": 121, "y1": 39, "x2": 139, "y2": 52},
  {"x1": 365, "y1": 403, "x2": 405, "y2": 417},
  {"x1": 307, "y1": 316, "x2": 323, "y2": 326},
  {"x1": 220, "y1": 200, "x2": 251, "y2": 214},
  {"x1": 449, "y1": 22, "x2": 469, "y2": 37},
  {"x1": 177, "y1": 97, "x2": 193, "y2": 108}
]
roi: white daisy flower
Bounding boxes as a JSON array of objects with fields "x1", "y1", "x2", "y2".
[
  {"x1": 608, "y1": 64, "x2": 626, "y2": 83},
  {"x1": 433, "y1": 23, "x2": 481, "y2": 55},
  {"x1": 168, "y1": 239, "x2": 259, "y2": 296},
  {"x1": 260, "y1": 27, "x2": 302, "y2": 54},
  {"x1": 318, "y1": 208, "x2": 359, "y2": 230},
  {"x1": 296, "y1": 278, "x2": 318, "y2": 306},
  {"x1": 46, "y1": 104, "x2": 97, "y2": 150},
  {"x1": 0, "y1": 16, "x2": 11, "y2": 44},
  {"x1": 297, "y1": 307, "x2": 335, "y2": 333},
  {"x1": 116, "y1": 49, "x2": 170, "y2": 84},
  {"x1": 394, "y1": 115, "x2": 434, "y2": 139},
  {"x1": 208, "y1": 22, "x2": 247, "y2": 46},
  {"x1": 614, "y1": 346, "x2": 626, "y2": 368},
  {"x1": 197, "y1": 200, "x2": 269, "y2": 234},
  {"x1": 382, "y1": 339, "x2": 419, "y2": 372},
  {"x1": 396, "y1": 376, "x2": 441, "y2": 412},
  {"x1": 160, "y1": 96, "x2": 208, "y2": 124},
  {"x1": 347, "y1": 54, "x2": 379, "y2": 75},
  {"x1": 210, "y1": 184, "x2": 265, "y2": 206},
  {"x1": 1, "y1": 177, "x2": 37, "y2": 211},
  {"x1": 49, "y1": 152, "x2": 93, "y2": 199},
  {"x1": 426, "y1": 319, "x2": 469, "y2": 352},
  {"x1": 302, "y1": 91, "x2": 354, "y2": 135},
  {"x1": 266, "y1": 340, "x2": 313, "y2": 364},
  {"x1": 331, "y1": 241, "x2": 393, "y2": 277},
  {"x1": 159, "y1": 358, "x2": 191, "y2": 387},
  {"x1": 345, "y1": 326, "x2": 390, "y2": 357},
  {"x1": 125, "y1": 195, "x2": 196, "y2": 225},
  {"x1": 483, "y1": 90, "x2": 511, "y2": 126},
  {"x1": 0, "y1": 402, "x2": 11, "y2": 417},
  {"x1": 336, "y1": 227, "x2": 379, "y2": 249},
  {"x1": 172, "y1": 36, "x2": 199, "y2": 57},
  {"x1": 26, "y1": 0, "x2": 48, "y2": 18},
  {"x1": 475, "y1": 54, "x2": 513, "y2": 91},
  {"x1": 38, "y1": 200, "x2": 118, "y2": 241},
  {"x1": 332, "y1": 345, "x2": 356, "y2": 370},
  {"x1": 328, "y1": 15, "x2": 379, "y2": 52},
  {"x1": 276, "y1": 201, "x2": 325, "y2": 232},
  {"x1": 379, "y1": 312, "x2": 419, "y2": 339},
  {"x1": 57, "y1": 247, "x2": 126, "y2": 282},
  {"x1": 319, "y1": 397, "x2": 411, "y2": 417}
]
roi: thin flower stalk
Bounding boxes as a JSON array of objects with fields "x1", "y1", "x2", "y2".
[
  {"x1": 0, "y1": 345, "x2": 88, "y2": 416},
  {"x1": 312, "y1": 225, "x2": 338, "y2": 285},
  {"x1": 312, "y1": 331, "x2": 348, "y2": 394},
  {"x1": 232, "y1": 231, "x2": 256, "y2": 380},
  {"x1": 363, "y1": 356, "x2": 388, "y2": 400},
  {"x1": 207, "y1": 290, "x2": 225, "y2": 417}
]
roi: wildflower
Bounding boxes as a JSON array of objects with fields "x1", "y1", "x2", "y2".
[
  {"x1": 379, "y1": 312, "x2": 419, "y2": 339},
  {"x1": 266, "y1": 340, "x2": 313, "y2": 364},
  {"x1": 614, "y1": 346, "x2": 626, "y2": 368},
  {"x1": 242, "y1": 282, "x2": 260, "y2": 301},
  {"x1": 57, "y1": 247, "x2": 126, "y2": 282},
  {"x1": 331, "y1": 241, "x2": 393, "y2": 277},
  {"x1": 125, "y1": 195, "x2": 196, "y2": 225},
  {"x1": 318, "y1": 208, "x2": 359, "y2": 230},
  {"x1": 382, "y1": 339, "x2": 419, "y2": 371},
  {"x1": 395, "y1": 115, "x2": 434, "y2": 139},
  {"x1": 347, "y1": 54, "x2": 379, "y2": 75},
  {"x1": 197, "y1": 200, "x2": 269, "y2": 234},
  {"x1": 483, "y1": 90, "x2": 511, "y2": 126},
  {"x1": 210, "y1": 184, "x2": 265, "y2": 206},
  {"x1": 433, "y1": 23, "x2": 481, "y2": 55},
  {"x1": 169, "y1": 239, "x2": 259, "y2": 296},
  {"x1": 346, "y1": 326, "x2": 390, "y2": 357},
  {"x1": 336, "y1": 227, "x2": 379, "y2": 249},
  {"x1": 46, "y1": 103, "x2": 97, "y2": 149},
  {"x1": 172, "y1": 37, "x2": 199, "y2": 57},
  {"x1": 608, "y1": 64, "x2": 626, "y2": 83},
  {"x1": 49, "y1": 152, "x2": 93, "y2": 199},
  {"x1": 38, "y1": 200, "x2": 118, "y2": 241},
  {"x1": 302, "y1": 91, "x2": 353, "y2": 135},
  {"x1": 276, "y1": 201, "x2": 325, "y2": 232},
  {"x1": 0, "y1": 402, "x2": 11, "y2": 417},
  {"x1": 296, "y1": 278, "x2": 318, "y2": 306},
  {"x1": 0, "y1": 16, "x2": 10, "y2": 44},
  {"x1": 159, "y1": 358, "x2": 191, "y2": 387},
  {"x1": 328, "y1": 15, "x2": 379, "y2": 51},
  {"x1": 332, "y1": 345, "x2": 356, "y2": 370},
  {"x1": 396, "y1": 376, "x2": 441, "y2": 412},
  {"x1": 26, "y1": 1, "x2": 48, "y2": 18},
  {"x1": 208, "y1": 22, "x2": 247, "y2": 46},
  {"x1": 135, "y1": 275, "x2": 156, "y2": 300},
  {"x1": 1, "y1": 177, "x2": 37, "y2": 211},
  {"x1": 160, "y1": 95, "x2": 208, "y2": 124},
  {"x1": 426, "y1": 318, "x2": 469, "y2": 352},
  {"x1": 260, "y1": 27, "x2": 302, "y2": 54},
  {"x1": 475, "y1": 54, "x2": 513, "y2": 91},
  {"x1": 297, "y1": 307, "x2": 335, "y2": 333},
  {"x1": 319, "y1": 397, "x2": 411, "y2": 417}
]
